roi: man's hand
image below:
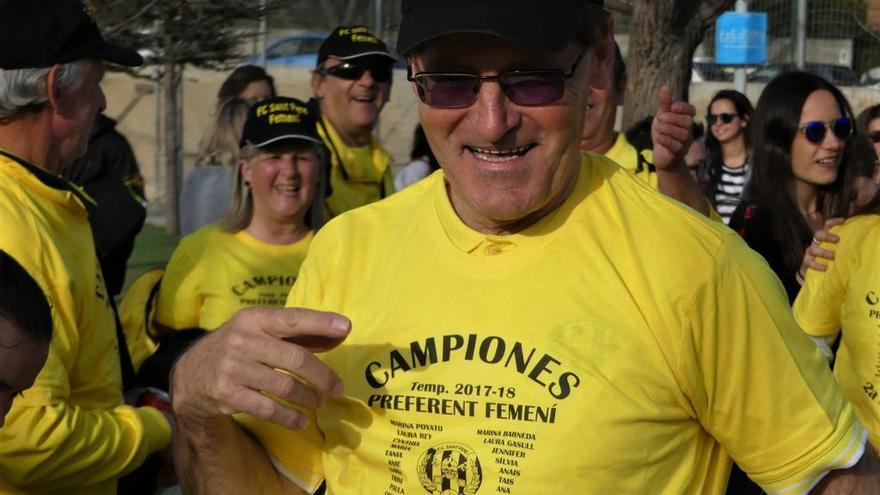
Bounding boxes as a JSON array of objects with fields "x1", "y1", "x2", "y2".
[
  {"x1": 171, "y1": 307, "x2": 351, "y2": 430},
  {"x1": 651, "y1": 86, "x2": 696, "y2": 172},
  {"x1": 799, "y1": 217, "x2": 845, "y2": 281}
]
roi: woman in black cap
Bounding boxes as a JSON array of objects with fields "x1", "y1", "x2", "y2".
[{"x1": 145, "y1": 97, "x2": 328, "y2": 386}]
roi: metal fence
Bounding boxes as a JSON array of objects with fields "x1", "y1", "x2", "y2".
[{"x1": 693, "y1": 0, "x2": 880, "y2": 86}]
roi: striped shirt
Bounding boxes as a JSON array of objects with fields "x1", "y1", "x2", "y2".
[{"x1": 715, "y1": 162, "x2": 750, "y2": 224}]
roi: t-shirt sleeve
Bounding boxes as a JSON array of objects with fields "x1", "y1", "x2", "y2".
[
  {"x1": 678, "y1": 234, "x2": 866, "y2": 495},
  {"x1": 234, "y1": 239, "x2": 332, "y2": 493},
  {"x1": 154, "y1": 240, "x2": 202, "y2": 330},
  {"x1": 793, "y1": 226, "x2": 851, "y2": 338}
]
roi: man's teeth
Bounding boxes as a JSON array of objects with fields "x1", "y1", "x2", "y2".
[
  {"x1": 353, "y1": 95, "x2": 375, "y2": 102},
  {"x1": 469, "y1": 145, "x2": 532, "y2": 162}
]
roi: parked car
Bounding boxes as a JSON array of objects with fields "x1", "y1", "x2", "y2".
[
  {"x1": 749, "y1": 63, "x2": 858, "y2": 86},
  {"x1": 242, "y1": 32, "x2": 328, "y2": 68},
  {"x1": 861, "y1": 67, "x2": 880, "y2": 86}
]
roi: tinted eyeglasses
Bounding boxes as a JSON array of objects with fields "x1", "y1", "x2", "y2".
[
  {"x1": 869, "y1": 130, "x2": 880, "y2": 144},
  {"x1": 317, "y1": 60, "x2": 393, "y2": 83},
  {"x1": 797, "y1": 117, "x2": 852, "y2": 144},
  {"x1": 407, "y1": 46, "x2": 588, "y2": 109},
  {"x1": 706, "y1": 112, "x2": 737, "y2": 125}
]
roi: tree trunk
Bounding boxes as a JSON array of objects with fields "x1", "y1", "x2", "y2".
[
  {"x1": 342, "y1": 0, "x2": 360, "y2": 25},
  {"x1": 317, "y1": 0, "x2": 340, "y2": 29},
  {"x1": 162, "y1": 61, "x2": 182, "y2": 236},
  {"x1": 623, "y1": 0, "x2": 734, "y2": 129}
]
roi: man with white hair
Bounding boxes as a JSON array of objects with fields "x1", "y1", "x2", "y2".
[{"x1": 0, "y1": 1, "x2": 172, "y2": 494}]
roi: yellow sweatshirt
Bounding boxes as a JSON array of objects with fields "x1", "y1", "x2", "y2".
[{"x1": 0, "y1": 151, "x2": 171, "y2": 495}]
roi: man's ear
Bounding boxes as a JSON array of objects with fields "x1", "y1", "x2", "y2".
[
  {"x1": 45, "y1": 64, "x2": 64, "y2": 115},
  {"x1": 310, "y1": 72, "x2": 323, "y2": 97},
  {"x1": 587, "y1": 31, "x2": 614, "y2": 91}
]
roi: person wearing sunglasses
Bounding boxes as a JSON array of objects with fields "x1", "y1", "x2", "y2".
[
  {"x1": 703, "y1": 90, "x2": 753, "y2": 224},
  {"x1": 168, "y1": 2, "x2": 880, "y2": 494},
  {"x1": 309, "y1": 25, "x2": 396, "y2": 217},
  {"x1": 730, "y1": 71, "x2": 855, "y2": 304}
]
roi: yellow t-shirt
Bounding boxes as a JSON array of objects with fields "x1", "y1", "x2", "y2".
[
  {"x1": 242, "y1": 155, "x2": 864, "y2": 495},
  {"x1": 604, "y1": 132, "x2": 658, "y2": 189},
  {"x1": 604, "y1": 133, "x2": 721, "y2": 221},
  {"x1": 318, "y1": 117, "x2": 395, "y2": 217},
  {"x1": 155, "y1": 225, "x2": 312, "y2": 331},
  {"x1": 794, "y1": 214, "x2": 880, "y2": 449},
  {"x1": 0, "y1": 151, "x2": 170, "y2": 495}
]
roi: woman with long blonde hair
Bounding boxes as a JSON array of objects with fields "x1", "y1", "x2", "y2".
[{"x1": 179, "y1": 97, "x2": 251, "y2": 236}]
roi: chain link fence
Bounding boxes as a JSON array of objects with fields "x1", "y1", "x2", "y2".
[{"x1": 690, "y1": 0, "x2": 880, "y2": 85}]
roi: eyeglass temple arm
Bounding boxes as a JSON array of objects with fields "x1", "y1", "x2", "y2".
[{"x1": 591, "y1": 0, "x2": 634, "y2": 15}]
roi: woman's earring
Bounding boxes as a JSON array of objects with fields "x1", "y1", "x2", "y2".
[{"x1": 244, "y1": 180, "x2": 250, "y2": 187}]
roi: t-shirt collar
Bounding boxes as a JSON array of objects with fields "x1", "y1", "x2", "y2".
[
  {"x1": 431, "y1": 157, "x2": 590, "y2": 256},
  {"x1": 0, "y1": 148, "x2": 97, "y2": 213}
]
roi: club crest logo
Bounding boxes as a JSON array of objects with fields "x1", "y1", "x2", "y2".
[{"x1": 417, "y1": 442, "x2": 482, "y2": 495}]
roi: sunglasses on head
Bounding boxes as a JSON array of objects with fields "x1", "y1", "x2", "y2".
[
  {"x1": 869, "y1": 130, "x2": 880, "y2": 144},
  {"x1": 407, "y1": 46, "x2": 588, "y2": 109},
  {"x1": 317, "y1": 59, "x2": 393, "y2": 83},
  {"x1": 797, "y1": 117, "x2": 852, "y2": 144},
  {"x1": 706, "y1": 112, "x2": 737, "y2": 125}
]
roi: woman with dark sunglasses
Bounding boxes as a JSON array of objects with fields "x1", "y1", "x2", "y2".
[
  {"x1": 703, "y1": 90, "x2": 753, "y2": 224},
  {"x1": 729, "y1": 71, "x2": 855, "y2": 303}
]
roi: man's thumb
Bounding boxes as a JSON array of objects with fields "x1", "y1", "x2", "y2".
[{"x1": 658, "y1": 86, "x2": 673, "y2": 113}]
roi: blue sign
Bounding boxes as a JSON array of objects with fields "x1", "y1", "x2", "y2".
[{"x1": 716, "y1": 12, "x2": 767, "y2": 65}]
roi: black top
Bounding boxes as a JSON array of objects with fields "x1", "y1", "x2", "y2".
[
  {"x1": 63, "y1": 114, "x2": 146, "y2": 298},
  {"x1": 728, "y1": 202, "x2": 809, "y2": 303}
]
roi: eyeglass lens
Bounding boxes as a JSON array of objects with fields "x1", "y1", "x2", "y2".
[
  {"x1": 325, "y1": 62, "x2": 392, "y2": 82},
  {"x1": 802, "y1": 118, "x2": 852, "y2": 144},
  {"x1": 707, "y1": 113, "x2": 736, "y2": 125},
  {"x1": 414, "y1": 72, "x2": 566, "y2": 109}
]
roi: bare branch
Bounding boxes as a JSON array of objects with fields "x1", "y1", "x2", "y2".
[{"x1": 103, "y1": 0, "x2": 160, "y2": 36}]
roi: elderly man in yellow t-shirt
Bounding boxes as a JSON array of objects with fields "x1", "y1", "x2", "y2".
[
  {"x1": 169, "y1": 1, "x2": 880, "y2": 494},
  {"x1": 0, "y1": 1, "x2": 172, "y2": 494}
]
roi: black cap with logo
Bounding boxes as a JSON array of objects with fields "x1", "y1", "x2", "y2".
[
  {"x1": 0, "y1": 0, "x2": 143, "y2": 70},
  {"x1": 317, "y1": 25, "x2": 396, "y2": 67},
  {"x1": 397, "y1": 0, "x2": 611, "y2": 55},
  {"x1": 240, "y1": 97, "x2": 324, "y2": 149}
]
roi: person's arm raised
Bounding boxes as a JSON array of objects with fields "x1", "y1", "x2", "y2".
[
  {"x1": 171, "y1": 307, "x2": 350, "y2": 494},
  {"x1": 652, "y1": 86, "x2": 711, "y2": 217}
]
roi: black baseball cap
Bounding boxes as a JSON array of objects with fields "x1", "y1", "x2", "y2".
[
  {"x1": 317, "y1": 25, "x2": 396, "y2": 67},
  {"x1": 0, "y1": 0, "x2": 143, "y2": 70},
  {"x1": 397, "y1": 0, "x2": 607, "y2": 55},
  {"x1": 240, "y1": 97, "x2": 323, "y2": 149}
]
